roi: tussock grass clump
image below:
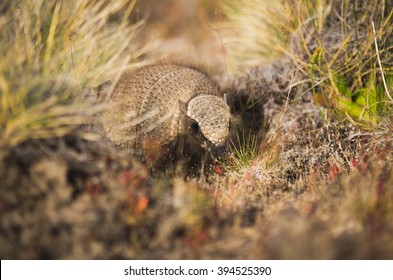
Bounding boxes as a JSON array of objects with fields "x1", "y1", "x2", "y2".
[
  {"x1": 221, "y1": 0, "x2": 393, "y2": 127},
  {"x1": 305, "y1": 0, "x2": 393, "y2": 128},
  {"x1": 225, "y1": 131, "x2": 260, "y2": 172},
  {"x1": 220, "y1": 0, "x2": 330, "y2": 71},
  {"x1": 0, "y1": 0, "x2": 144, "y2": 152}
]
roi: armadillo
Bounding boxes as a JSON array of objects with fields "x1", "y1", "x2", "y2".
[{"x1": 101, "y1": 64, "x2": 231, "y2": 166}]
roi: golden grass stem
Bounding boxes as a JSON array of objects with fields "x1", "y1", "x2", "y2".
[
  {"x1": 372, "y1": 20, "x2": 392, "y2": 102},
  {"x1": 44, "y1": 2, "x2": 61, "y2": 66}
]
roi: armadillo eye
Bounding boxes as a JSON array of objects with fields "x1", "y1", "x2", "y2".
[{"x1": 190, "y1": 121, "x2": 199, "y2": 133}]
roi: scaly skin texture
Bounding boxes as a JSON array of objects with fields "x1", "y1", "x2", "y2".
[{"x1": 101, "y1": 64, "x2": 231, "y2": 165}]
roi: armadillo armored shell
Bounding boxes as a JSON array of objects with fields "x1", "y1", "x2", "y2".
[{"x1": 101, "y1": 64, "x2": 229, "y2": 156}]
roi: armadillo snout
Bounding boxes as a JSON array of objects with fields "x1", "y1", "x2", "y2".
[{"x1": 210, "y1": 143, "x2": 227, "y2": 160}]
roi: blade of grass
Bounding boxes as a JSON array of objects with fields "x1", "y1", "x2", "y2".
[{"x1": 372, "y1": 20, "x2": 392, "y2": 102}]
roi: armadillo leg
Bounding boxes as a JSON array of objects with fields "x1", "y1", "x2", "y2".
[
  {"x1": 200, "y1": 148, "x2": 209, "y2": 176},
  {"x1": 175, "y1": 136, "x2": 185, "y2": 176}
]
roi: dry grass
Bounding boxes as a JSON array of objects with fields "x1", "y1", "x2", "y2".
[
  {"x1": 219, "y1": 0, "x2": 330, "y2": 71},
  {"x1": 0, "y1": 0, "x2": 145, "y2": 153},
  {"x1": 221, "y1": 0, "x2": 393, "y2": 126}
]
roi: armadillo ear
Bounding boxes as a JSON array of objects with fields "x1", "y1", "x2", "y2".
[
  {"x1": 179, "y1": 99, "x2": 187, "y2": 114},
  {"x1": 223, "y1": 93, "x2": 228, "y2": 104}
]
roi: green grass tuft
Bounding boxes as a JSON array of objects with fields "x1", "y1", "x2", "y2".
[{"x1": 224, "y1": 131, "x2": 260, "y2": 173}]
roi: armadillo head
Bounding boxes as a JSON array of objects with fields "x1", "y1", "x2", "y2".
[{"x1": 185, "y1": 95, "x2": 231, "y2": 158}]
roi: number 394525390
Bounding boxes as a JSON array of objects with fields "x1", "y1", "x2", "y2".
[{"x1": 217, "y1": 267, "x2": 271, "y2": 276}]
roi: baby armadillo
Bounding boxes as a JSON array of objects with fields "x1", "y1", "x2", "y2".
[{"x1": 101, "y1": 64, "x2": 231, "y2": 168}]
